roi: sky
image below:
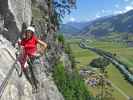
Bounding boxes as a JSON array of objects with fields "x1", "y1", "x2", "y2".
[{"x1": 63, "y1": 0, "x2": 133, "y2": 23}]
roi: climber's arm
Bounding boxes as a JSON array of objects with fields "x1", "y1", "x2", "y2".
[{"x1": 37, "y1": 39, "x2": 47, "y2": 50}]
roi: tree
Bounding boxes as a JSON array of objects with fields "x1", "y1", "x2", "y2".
[
  {"x1": 90, "y1": 57, "x2": 110, "y2": 72},
  {"x1": 90, "y1": 57, "x2": 114, "y2": 100},
  {"x1": 46, "y1": 0, "x2": 76, "y2": 33}
]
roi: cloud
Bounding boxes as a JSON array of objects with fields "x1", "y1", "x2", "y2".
[
  {"x1": 95, "y1": 14, "x2": 101, "y2": 18},
  {"x1": 69, "y1": 17, "x2": 76, "y2": 22},
  {"x1": 124, "y1": 6, "x2": 133, "y2": 12},
  {"x1": 113, "y1": 5, "x2": 133, "y2": 15},
  {"x1": 113, "y1": 10, "x2": 123, "y2": 15}
]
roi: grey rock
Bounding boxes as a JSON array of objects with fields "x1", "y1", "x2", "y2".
[
  {"x1": 0, "y1": 0, "x2": 32, "y2": 42},
  {"x1": 0, "y1": 0, "x2": 67, "y2": 99},
  {"x1": 8, "y1": 0, "x2": 32, "y2": 30},
  {"x1": 0, "y1": 35, "x2": 64, "y2": 100},
  {"x1": 0, "y1": 0, "x2": 65, "y2": 99}
]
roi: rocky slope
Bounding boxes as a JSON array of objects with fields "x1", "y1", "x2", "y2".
[{"x1": 0, "y1": 0, "x2": 65, "y2": 100}]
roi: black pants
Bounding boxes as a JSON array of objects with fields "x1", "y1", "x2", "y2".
[{"x1": 24, "y1": 57, "x2": 39, "y2": 89}]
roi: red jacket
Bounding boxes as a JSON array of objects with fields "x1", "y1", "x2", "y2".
[{"x1": 19, "y1": 35, "x2": 38, "y2": 57}]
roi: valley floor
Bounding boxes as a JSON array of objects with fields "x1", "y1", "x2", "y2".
[{"x1": 66, "y1": 37, "x2": 133, "y2": 100}]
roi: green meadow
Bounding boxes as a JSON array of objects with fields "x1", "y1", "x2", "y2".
[{"x1": 66, "y1": 37, "x2": 133, "y2": 100}]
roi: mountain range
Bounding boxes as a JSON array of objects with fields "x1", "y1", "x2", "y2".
[
  {"x1": 60, "y1": 10, "x2": 133, "y2": 40},
  {"x1": 59, "y1": 21, "x2": 89, "y2": 35}
]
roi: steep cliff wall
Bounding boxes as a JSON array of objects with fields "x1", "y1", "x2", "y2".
[
  {"x1": 0, "y1": 0, "x2": 31, "y2": 43},
  {"x1": 0, "y1": 0, "x2": 65, "y2": 100},
  {"x1": 0, "y1": 35, "x2": 64, "y2": 100}
]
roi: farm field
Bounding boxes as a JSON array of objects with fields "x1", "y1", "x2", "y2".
[{"x1": 66, "y1": 37, "x2": 133, "y2": 100}]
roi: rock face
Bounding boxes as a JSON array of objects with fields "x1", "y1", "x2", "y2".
[
  {"x1": 0, "y1": 0, "x2": 64, "y2": 100},
  {"x1": 0, "y1": 35, "x2": 64, "y2": 100},
  {"x1": 8, "y1": 0, "x2": 32, "y2": 30},
  {"x1": 0, "y1": 0, "x2": 31, "y2": 43}
]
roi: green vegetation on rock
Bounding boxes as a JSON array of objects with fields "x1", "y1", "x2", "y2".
[{"x1": 53, "y1": 61, "x2": 95, "y2": 100}]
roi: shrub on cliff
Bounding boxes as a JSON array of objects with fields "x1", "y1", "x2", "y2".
[{"x1": 53, "y1": 61, "x2": 95, "y2": 100}]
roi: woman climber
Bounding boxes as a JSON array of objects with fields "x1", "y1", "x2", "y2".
[{"x1": 17, "y1": 26, "x2": 47, "y2": 93}]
